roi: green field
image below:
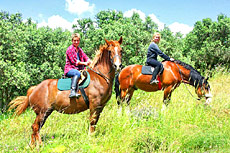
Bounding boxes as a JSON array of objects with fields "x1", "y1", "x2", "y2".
[{"x1": 1, "y1": 72, "x2": 230, "y2": 153}]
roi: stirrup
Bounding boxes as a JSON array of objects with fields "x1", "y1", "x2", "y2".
[
  {"x1": 150, "y1": 79, "x2": 159, "y2": 84},
  {"x1": 69, "y1": 90, "x2": 81, "y2": 98},
  {"x1": 75, "y1": 93, "x2": 81, "y2": 98},
  {"x1": 69, "y1": 93, "x2": 81, "y2": 98},
  {"x1": 69, "y1": 93, "x2": 77, "y2": 98}
]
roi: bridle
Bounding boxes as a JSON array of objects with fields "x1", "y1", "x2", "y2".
[
  {"x1": 175, "y1": 62, "x2": 203, "y2": 100},
  {"x1": 110, "y1": 53, "x2": 122, "y2": 69}
]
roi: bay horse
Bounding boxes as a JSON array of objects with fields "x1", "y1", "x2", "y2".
[
  {"x1": 8, "y1": 37, "x2": 123, "y2": 147},
  {"x1": 115, "y1": 60, "x2": 212, "y2": 109}
]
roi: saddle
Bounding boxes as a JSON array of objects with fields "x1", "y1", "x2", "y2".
[
  {"x1": 58, "y1": 70, "x2": 90, "y2": 91},
  {"x1": 57, "y1": 70, "x2": 90, "y2": 108},
  {"x1": 141, "y1": 65, "x2": 163, "y2": 90},
  {"x1": 141, "y1": 65, "x2": 164, "y2": 75}
]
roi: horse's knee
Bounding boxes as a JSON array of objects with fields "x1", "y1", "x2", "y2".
[
  {"x1": 31, "y1": 123, "x2": 39, "y2": 132},
  {"x1": 120, "y1": 90, "x2": 126, "y2": 99}
]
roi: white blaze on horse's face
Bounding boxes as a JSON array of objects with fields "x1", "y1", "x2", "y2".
[
  {"x1": 205, "y1": 89, "x2": 212, "y2": 105},
  {"x1": 114, "y1": 46, "x2": 121, "y2": 72}
]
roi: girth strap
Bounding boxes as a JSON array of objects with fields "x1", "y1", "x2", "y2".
[{"x1": 79, "y1": 87, "x2": 89, "y2": 108}]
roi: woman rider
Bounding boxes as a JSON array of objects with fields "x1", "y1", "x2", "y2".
[
  {"x1": 64, "y1": 33, "x2": 92, "y2": 98},
  {"x1": 146, "y1": 32, "x2": 174, "y2": 84}
]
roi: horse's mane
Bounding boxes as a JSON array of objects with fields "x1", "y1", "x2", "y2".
[
  {"x1": 90, "y1": 44, "x2": 108, "y2": 68},
  {"x1": 174, "y1": 60, "x2": 201, "y2": 75},
  {"x1": 173, "y1": 60, "x2": 206, "y2": 88}
]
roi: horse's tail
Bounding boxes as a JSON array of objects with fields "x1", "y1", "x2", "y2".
[
  {"x1": 8, "y1": 85, "x2": 36, "y2": 115},
  {"x1": 114, "y1": 73, "x2": 121, "y2": 100}
]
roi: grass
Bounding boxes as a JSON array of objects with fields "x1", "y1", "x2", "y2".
[{"x1": 0, "y1": 72, "x2": 230, "y2": 152}]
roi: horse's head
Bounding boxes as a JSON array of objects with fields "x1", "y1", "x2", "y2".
[
  {"x1": 105, "y1": 37, "x2": 123, "y2": 72},
  {"x1": 174, "y1": 60, "x2": 213, "y2": 106},
  {"x1": 195, "y1": 77, "x2": 212, "y2": 105}
]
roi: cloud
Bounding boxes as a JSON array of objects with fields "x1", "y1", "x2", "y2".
[
  {"x1": 124, "y1": 9, "x2": 146, "y2": 21},
  {"x1": 37, "y1": 15, "x2": 75, "y2": 32},
  {"x1": 123, "y1": 9, "x2": 165, "y2": 31},
  {"x1": 65, "y1": 0, "x2": 95, "y2": 15},
  {"x1": 148, "y1": 14, "x2": 165, "y2": 30},
  {"x1": 124, "y1": 9, "x2": 193, "y2": 35},
  {"x1": 168, "y1": 22, "x2": 193, "y2": 35},
  {"x1": 37, "y1": 8, "x2": 193, "y2": 36}
]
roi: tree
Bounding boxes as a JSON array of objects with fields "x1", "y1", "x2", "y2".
[
  {"x1": 0, "y1": 11, "x2": 70, "y2": 112},
  {"x1": 184, "y1": 14, "x2": 230, "y2": 71}
]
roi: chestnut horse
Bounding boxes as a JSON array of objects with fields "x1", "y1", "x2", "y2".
[
  {"x1": 9, "y1": 37, "x2": 123, "y2": 147},
  {"x1": 115, "y1": 60, "x2": 212, "y2": 108}
]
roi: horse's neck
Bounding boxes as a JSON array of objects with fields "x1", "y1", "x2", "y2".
[
  {"x1": 94, "y1": 52, "x2": 115, "y2": 80},
  {"x1": 95, "y1": 64, "x2": 114, "y2": 78},
  {"x1": 177, "y1": 65, "x2": 191, "y2": 83}
]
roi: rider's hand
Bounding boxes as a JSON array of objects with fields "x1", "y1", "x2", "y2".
[{"x1": 170, "y1": 58, "x2": 174, "y2": 61}]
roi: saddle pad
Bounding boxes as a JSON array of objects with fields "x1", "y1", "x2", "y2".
[
  {"x1": 141, "y1": 66, "x2": 155, "y2": 75},
  {"x1": 57, "y1": 78, "x2": 71, "y2": 90},
  {"x1": 57, "y1": 71, "x2": 90, "y2": 91}
]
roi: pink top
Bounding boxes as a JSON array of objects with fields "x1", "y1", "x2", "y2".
[{"x1": 64, "y1": 44, "x2": 89, "y2": 75}]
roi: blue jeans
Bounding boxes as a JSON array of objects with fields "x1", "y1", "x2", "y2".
[
  {"x1": 146, "y1": 58, "x2": 164, "y2": 80},
  {"x1": 66, "y1": 69, "x2": 81, "y2": 78},
  {"x1": 146, "y1": 58, "x2": 162, "y2": 67}
]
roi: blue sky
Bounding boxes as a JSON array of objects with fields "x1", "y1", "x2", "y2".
[{"x1": 1, "y1": 0, "x2": 230, "y2": 35}]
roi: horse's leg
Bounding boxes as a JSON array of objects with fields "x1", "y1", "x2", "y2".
[
  {"x1": 120, "y1": 88, "x2": 134, "y2": 115},
  {"x1": 125, "y1": 88, "x2": 135, "y2": 105},
  {"x1": 40, "y1": 108, "x2": 54, "y2": 128},
  {"x1": 89, "y1": 106, "x2": 104, "y2": 134},
  {"x1": 116, "y1": 88, "x2": 128, "y2": 115},
  {"x1": 30, "y1": 108, "x2": 53, "y2": 148},
  {"x1": 30, "y1": 113, "x2": 43, "y2": 148},
  {"x1": 162, "y1": 86, "x2": 173, "y2": 111},
  {"x1": 120, "y1": 88, "x2": 135, "y2": 105}
]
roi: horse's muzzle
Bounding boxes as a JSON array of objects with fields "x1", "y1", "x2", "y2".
[
  {"x1": 114, "y1": 64, "x2": 122, "y2": 72},
  {"x1": 205, "y1": 93, "x2": 212, "y2": 105}
]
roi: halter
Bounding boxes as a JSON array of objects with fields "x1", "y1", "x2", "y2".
[{"x1": 110, "y1": 54, "x2": 122, "y2": 69}]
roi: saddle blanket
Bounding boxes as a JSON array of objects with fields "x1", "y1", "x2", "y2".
[
  {"x1": 57, "y1": 71, "x2": 90, "y2": 91},
  {"x1": 141, "y1": 66, "x2": 155, "y2": 75}
]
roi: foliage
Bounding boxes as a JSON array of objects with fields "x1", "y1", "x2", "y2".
[
  {"x1": 0, "y1": 10, "x2": 230, "y2": 111},
  {"x1": 184, "y1": 14, "x2": 230, "y2": 71},
  {"x1": 0, "y1": 11, "x2": 70, "y2": 111}
]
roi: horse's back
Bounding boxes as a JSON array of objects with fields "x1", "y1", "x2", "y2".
[
  {"x1": 29, "y1": 79, "x2": 58, "y2": 111},
  {"x1": 118, "y1": 62, "x2": 179, "y2": 92},
  {"x1": 120, "y1": 64, "x2": 142, "y2": 74},
  {"x1": 119, "y1": 64, "x2": 169, "y2": 92},
  {"x1": 119, "y1": 64, "x2": 142, "y2": 80}
]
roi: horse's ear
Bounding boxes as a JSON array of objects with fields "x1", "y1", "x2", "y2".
[
  {"x1": 105, "y1": 38, "x2": 110, "y2": 45},
  {"x1": 118, "y1": 36, "x2": 122, "y2": 45}
]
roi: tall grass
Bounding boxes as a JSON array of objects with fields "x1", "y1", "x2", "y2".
[{"x1": 0, "y1": 72, "x2": 230, "y2": 152}]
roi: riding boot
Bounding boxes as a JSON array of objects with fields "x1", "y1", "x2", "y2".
[
  {"x1": 150, "y1": 66, "x2": 160, "y2": 84},
  {"x1": 69, "y1": 75, "x2": 81, "y2": 98}
]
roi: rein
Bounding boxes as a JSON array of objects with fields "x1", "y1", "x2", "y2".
[
  {"x1": 87, "y1": 67, "x2": 111, "y2": 84},
  {"x1": 87, "y1": 51, "x2": 120, "y2": 84},
  {"x1": 174, "y1": 62, "x2": 201, "y2": 100}
]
